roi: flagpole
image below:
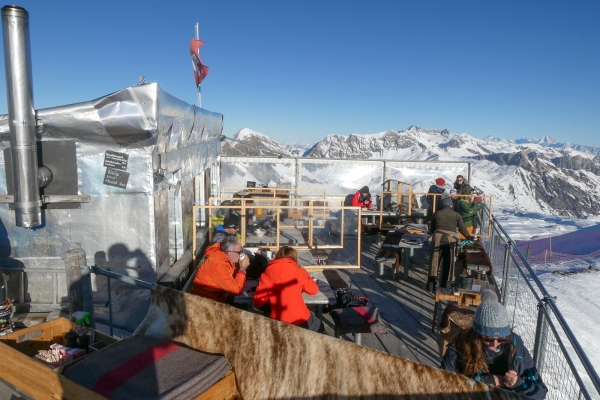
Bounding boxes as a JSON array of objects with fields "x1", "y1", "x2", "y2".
[{"x1": 195, "y1": 22, "x2": 201, "y2": 107}]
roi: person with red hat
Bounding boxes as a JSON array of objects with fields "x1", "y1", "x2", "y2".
[{"x1": 427, "y1": 178, "x2": 446, "y2": 222}]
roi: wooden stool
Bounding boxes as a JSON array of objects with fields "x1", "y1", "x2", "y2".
[{"x1": 330, "y1": 306, "x2": 387, "y2": 345}]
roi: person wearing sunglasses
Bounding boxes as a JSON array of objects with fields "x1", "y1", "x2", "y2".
[
  {"x1": 211, "y1": 214, "x2": 242, "y2": 244},
  {"x1": 442, "y1": 290, "x2": 548, "y2": 399},
  {"x1": 454, "y1": 175, "x2": 473, "y2": 196},
  {"x1": 191, "y1": 236, "x2": 250, "y2": 302}
]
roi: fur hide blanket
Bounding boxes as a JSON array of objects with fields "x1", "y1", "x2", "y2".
[{"x1": 135, "y1": 285, "x2": 526, "y2": 399}]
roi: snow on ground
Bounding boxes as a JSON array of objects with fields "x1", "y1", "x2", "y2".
[{"x1": 494, "y1": 208, "x2": 600, "y2": 397}]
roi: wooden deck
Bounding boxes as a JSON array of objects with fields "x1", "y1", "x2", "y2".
[{"x1": 320, "y1": 235, "x2": 444, "y2": 369}]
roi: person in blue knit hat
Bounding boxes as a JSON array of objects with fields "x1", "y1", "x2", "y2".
[{"x1": 442, "y1": 290, "x2": 548, "y2": 399}]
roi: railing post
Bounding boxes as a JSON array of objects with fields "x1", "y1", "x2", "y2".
[
  {"x1": 63, "y1": 249, "x2": 96, "y2": 328},
  {"x1": 489, "y1": 223, "x2": 496, "y2": 262},
  {"x1": 533, "y1": 296, "x2": 552, "y2": 371},
  {"x1": 525, "y1": 245, "x2": 531, "y2": 263},
  {"x1": 107, "y1": 268, "x2": 113, "y2": 337},
  {"x1": 500, "y1": 242, "x2": 512, "y2": 306},
  {"x1": 294, "y1": 158, "x2": 300, "y2": 190}
]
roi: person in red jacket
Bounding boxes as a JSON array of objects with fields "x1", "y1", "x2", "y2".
[
  {"x1": 351, "y1": 186, "x2": 372, "y2": 209},
  {"x1": 253, "y1": 246, "x2": 324, "y2": 332},
  {"x1": 191, "y1": 236, "x2": 249, "y2": 302}
]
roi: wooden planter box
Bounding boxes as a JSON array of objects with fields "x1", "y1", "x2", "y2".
[
  {"x1": 0, "y1": 317, "x2": 115, "y2": 399},
  {"x1": 0, "y1": 318, "x2": 238, "y2": 400}
]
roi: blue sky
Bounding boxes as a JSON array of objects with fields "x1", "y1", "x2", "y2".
[{"x1": 0, "y1": 1, "x2": 599, "y2": 146}]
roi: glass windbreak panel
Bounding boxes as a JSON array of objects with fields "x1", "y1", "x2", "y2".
[
  {"x1": 223, "y1": 187, "x2": 326, "y2": 201},
  {"x1": 205, "y1": 200, "x2": 240, "y2": 225},
  {"x1": 208, "y1": 206, "x2": 241, "y2": 236},
  {"x1": 387, "y1": 161, "x2": 469, "y2": 200},
  {"x1": 246, "y1": 206, "x2": 280, "y2": 247},
  {"x1": 381, "y1": 192, "x2": 399, "y2": 212},
  {"x1": 220, "y1": 159, "x2": 295, "y2": 196},
  {"x1": 277, "y1": 206, "x2": 308, "y2": 248},
  {"x1": 287, "y1": 198, "x2": 311, "y2": 208},
  {"x1": 326, "y1": 210, "x2": 360, "y2": 267},
  {"x1": 298, "y1": 160, "x2": 383, "y2": 197},
  {"x1": 311, "y1": 206, "x2": 342, "y2": 248}
]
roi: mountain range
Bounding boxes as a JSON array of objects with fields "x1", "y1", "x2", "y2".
[{"x1": 221, "y1": 126, "x2": 600, "y2": 218}]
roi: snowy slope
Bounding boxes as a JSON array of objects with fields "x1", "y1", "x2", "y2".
[{"x1": 224, "y1": 126, "x2": 600, "y2": 218}]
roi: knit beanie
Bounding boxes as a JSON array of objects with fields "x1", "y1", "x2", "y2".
[
  {"x1": 472, "y1": 289, "x2": 511, "y2": 338},
  {"x1": 224, "y1": 214, "x2": 241, "y2": 228},
  {"x1": 442, "y1": 197, "x2": 453, "y2": 208},
  {"x1": 435, "y1": 178, "x2": 445, "y2": 186},
  {"x1": 361, "y1": 186, "x2": 369, "y2": 194},
  {"x1": 449, "y1": 188, "x2": 457, "y2": 195}
]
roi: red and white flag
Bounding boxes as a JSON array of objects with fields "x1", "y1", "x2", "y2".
[{"x1": 190, "y1": 38, "x2": 209, "y2": 87}]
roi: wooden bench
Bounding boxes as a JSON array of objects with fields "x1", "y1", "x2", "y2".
[
  {"x1": 456, "y1": 241, "x2": 493, "y2": 279},
  {"x1": 330, "y1": 306, "x2": 387, "y2": 345}
]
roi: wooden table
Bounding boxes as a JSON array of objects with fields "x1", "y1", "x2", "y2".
[
  {"x1": 431, "y1": 280, "x2": 496, "y2": 331},
  {"x1": 361, "y1": 210, "x2": 398, "y2": 226},
  {"x1": 376, "y1": 232, "x2": 427, "y2": 281}
]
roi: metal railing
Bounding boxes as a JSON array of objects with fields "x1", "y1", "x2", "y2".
[
  {"x1": 479, "y1": 207, "x2": 600, "y2": 399},
  {"x1": 91, "y1": 265, "x2": 152, "y2": 337}
]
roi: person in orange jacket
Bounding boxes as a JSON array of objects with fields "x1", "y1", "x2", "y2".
[
  {"x1": 253, "y1": 246, "x2": 324, "y2": 332},
  {"x1": 191, "y1": 236, "x2": 249, "y2": 302}
]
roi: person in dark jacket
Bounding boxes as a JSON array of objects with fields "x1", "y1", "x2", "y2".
[
  {"x1": 211, "y1": 214, "x2": 241, "y2": 244},
  {"x1": 427, "y1": 178, "x2": 447, "y2": 218},
  {"x1": 428, "y1": 194, "x2": 472, "y2": 290},
  {"x1": 454, "y1": 175, "x2": 473, "y2": 196},
  {"x1": 442, "y1": 290, "x2": 548, "y2": 399}
]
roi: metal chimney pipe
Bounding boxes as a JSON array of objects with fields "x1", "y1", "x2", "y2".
[{"x1": 2, "y1": 6, "x2": 41, "y2": 227}]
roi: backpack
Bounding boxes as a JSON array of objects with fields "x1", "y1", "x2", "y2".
[
  {"x1": 343, "y1": 194, "x2": 354, "y2": 207},
  {"x1": 334, "y1": 288, "x2": 369, "y2": 309}
]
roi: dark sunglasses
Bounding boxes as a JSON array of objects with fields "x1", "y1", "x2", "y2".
[
  {"x1": 481, "y1": 335, "x2": 511, "y2": 345},
  {"x1": 457, "y1": 178, "x2": 464, "y2": 182}
]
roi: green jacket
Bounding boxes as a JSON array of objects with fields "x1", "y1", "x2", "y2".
[{"x1": 457, "y1": 199, "x2": 484, "y2": 228}]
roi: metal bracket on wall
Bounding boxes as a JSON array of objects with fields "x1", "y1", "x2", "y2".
[{"x1": 0, "y1": 194, "x2": 91, "y2": 204}]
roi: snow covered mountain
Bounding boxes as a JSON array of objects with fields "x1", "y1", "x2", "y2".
[{"x1": 223, "y1": 126, "x2": 600, "y2": 218}]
